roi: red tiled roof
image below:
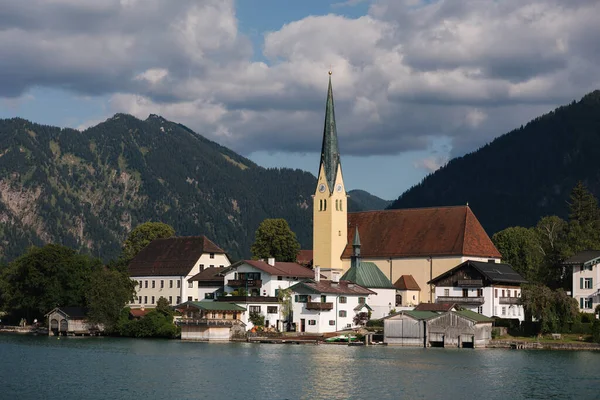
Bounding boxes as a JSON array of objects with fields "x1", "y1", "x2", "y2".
[
  {"x1": 394, "y1": 275, "x2": 421, "y2": 291},
  {"x1": 414, "y1": 303, "x2": 456, "y2": 312},
  {"x1": 292, "y1": 280, "x2": 375, "y2": 295},
  {"x1": 128, "y1": 236, "x2": 226, "y2": 277},
  {"x1": 342, "y1": 206, "x2": 501, "y2": 259},
  {"x1": 239, "y1": 260, "x2": 315, "y2": 278},
  {"x1": 129, "y1": 309, "x2": 151, "y2": 318},
  {"x1": 297, "y1": 250, "x2": 313, "y2": 265}
]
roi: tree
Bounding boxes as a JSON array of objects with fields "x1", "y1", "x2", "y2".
[
  {"x1": 353, "y1": 312, "x2": 369, "y2": 327},
  {"x1": 120, "y1": 222, "x2": 175, "y2": 264},
  {"x1": 85, "y1": 267, "x2": 137, "y2": 333},
  {"x1": 568, "y1": 181, "x2": 600, "y2": 225},
  {"x1": 249, "y1": 311, "x2": 265, "y2": 328},
  {"x1": 0, "y1": 244, "x2": 101, "y2": 322},
  {"x1": 277, "y1": 288, "x2": 293, "y2": 330},
  {"x1": 492, "y1": 227, "x2": 543, "y2": 282},
  {"x1": 250, "y1": 219, "x2": 300, "y2": 262},
  {"x1": 521, "y1": 283, "x2": 579, "y2": 334},
  {"x1": 534, "y1": 216, "x2": 569, "y2": 288},
  {"x1": 155, "y1": 296, "x2": 173, "y2": 318}
]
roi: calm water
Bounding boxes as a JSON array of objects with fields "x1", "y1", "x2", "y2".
[{"x1": 1, "y1": 335, "x2": 599, "y2": 400}]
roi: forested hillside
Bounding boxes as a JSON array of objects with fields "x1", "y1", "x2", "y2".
[
  {"x1": 390, "y1": 90, "x2": 600, "y2": 234},
  {"x1": 0, "y1": 114, "x2": 361, "y2": 262},
  {"x1": 348, "y1": 189, "x2": 390, "y2": 211}
]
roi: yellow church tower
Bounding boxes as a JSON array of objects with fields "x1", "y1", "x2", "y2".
[{"x1": 313, "y1": 72, "x2": 347, "y2": 279}]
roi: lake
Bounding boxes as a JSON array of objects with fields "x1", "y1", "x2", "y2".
[{"x1": 1, "y1": 335, "x2": 599, "y2": 400}]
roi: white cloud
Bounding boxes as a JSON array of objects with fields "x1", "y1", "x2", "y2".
[{"x1": 1, "y1": 0, "x2": 599, "y2": 160}]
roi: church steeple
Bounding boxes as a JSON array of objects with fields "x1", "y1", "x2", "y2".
[
  {"x1": 351, "y1": 226, "x2": 361, "y2": 269},
  {"x1": 319, "y1": 72, "x2": 341, "y2": 194}
]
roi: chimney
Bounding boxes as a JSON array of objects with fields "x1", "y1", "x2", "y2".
[
  {"x1": 267, "y1": 257, "x2": 275, "y2": 266},
  {"x1": 331, "y1": 271, "x2": 340, "y2": 283},
  {"x1": 314, "y1": 266, "x2": 321, "y2": 282}
]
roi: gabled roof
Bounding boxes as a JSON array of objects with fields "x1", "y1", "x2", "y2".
[
  {"x1": 341, "y1": 261, "x2": 395, "y2": 289},
  {"x1": 414, "y1": 303, "x2": 455, "y2": 312},
  {"x1": 394, "y1": 275, "x2": 421, "y2": 291},
  {"x1": 229, "y1": 260, "x2": 314, "y2": 278},
  {"x1": 354, "y1": 303, "x2": 373, "y2": 312},
  {"x1": 428, "y1": 260, "x2": 527, "y2": 285},
  {"x1": 319, "y1": 74, "x2": 341, "y2": 194},
  {"x1": 188, "y1": 267, "x2": 226, "y2": 283},
  {"x1": 384, "y1": 310, "x2": 438, "y2": 320},
  {"x1": 453, "y1": 309, "x2": 493, "y2": 323},
  {"x1": 128, "y1": 236, "x2": 226, "y2": 277},
  {"x1": 177, "y1": 301, "x2": 246, "y2": 312},
  {"x1": 342, "y1": 206, "x2": 501, "y2": 259},
  {"x1": 290, "y1": 280, "x2": 375, "y2": 295},
  {"x1": 297, "y1": 250, "x2": 313, "y2": 266},
  {"x1": 45, "y1": 307, "x2": 88, "y2": 319},
  {"x1": 563, "y1": 250, "x2": 600, "y2": 266}
]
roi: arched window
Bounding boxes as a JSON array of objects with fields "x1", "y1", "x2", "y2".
[
  {"x1": 319, "y1": 199, "x2": 323, "y2": 211},
  {"x1": 340, "y1": 200, "x2": 343, "y2": 211},
  {"x1": 324, "y1": 199, "x2": 327, "y2": 211},
  {"x1": 335, "y1": 199, "x2": 339, "y2": 211}
]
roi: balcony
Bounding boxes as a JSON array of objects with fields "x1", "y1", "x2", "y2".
[
  {"x1": 499, "y1": 297, "x2": 520, "y2": 305},
  {"x1": 457, "y1": 279, "x2": 483, "y2": 287},
  {"x1": 437, "y1": 296, "x2": 484, "y2": 305},
  {"x1": 305, "y1": 302, "x2": 334, "y2": 311},
  {"x1": 215, "y1": 296, "x2": 279, "y2": 303},
  {"x1": 227, "y1": 279, "x2": 262, "y2": 288},
  {"x1": 176, "y1": 318, "x2": 241, "y2": 326}
]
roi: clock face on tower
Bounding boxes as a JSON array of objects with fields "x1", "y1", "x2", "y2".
[
  {"x1": 336, "y1": 183, "x2": 343, "y2": 193},
  {"x1": 318, "y1": 183, "x2": 326, "y2": 193}
]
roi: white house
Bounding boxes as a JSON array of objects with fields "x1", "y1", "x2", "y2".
[
  {"x1": 216, "y1": 258, "x2": 315, "y2": 330},
  {"x1": 176, "y1": 301, "x2": 246, "y2": 341},
  {"x1": 188, "y1": 266, "x2": 226, "y2": 301},
  {"x1": 429, "y1": 260, "x2": 527, "y2": 321},
  {"x1": 128, "y1": 236, "x2": 231, "y2": 308},
  {"x1": 564, "y1": 250, "x2": 600, "y2": 312},
  {"x1": 289, "y1": 277, "x2": 375, "y2": 334},
  {"x1": 339, "y1": 227, "x2": 396, "y2": 319}
]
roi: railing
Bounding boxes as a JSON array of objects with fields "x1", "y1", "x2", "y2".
[
  {"x1": 177, "y1": 318, "x2": 240, "y2": 326},
  {"x1": 499, "y1": 297, "x2": 520, "y2": 305},
  {"x1": 437, "y1": 296, "x2": 485, "y2": 305},
  {"x1": 457, "y1": 279, "x2": 483, "y2": 287},
  {"x1": 305, "y1": 302, "x2": 334, "y2": 311},
  {"x1": 227, "y1": 279, "x2": 262, "y2": 288},
  {"x1": 215, "y1": 296, "x2": 279, "y2": 303}
]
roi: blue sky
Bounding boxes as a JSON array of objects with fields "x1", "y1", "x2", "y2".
[{"x1": 1, "y1": 0, "x2": 599, "y2": 200}]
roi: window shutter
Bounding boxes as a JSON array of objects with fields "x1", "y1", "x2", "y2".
[
  {"x1": 295, "y1": 295, "x2": 298, "y2": 302},
  {"x1": 580, "y1": 298, "x2": 584, "y2": 309},
  {"x1": 580, "y1": 277, "x2": 584, "y2": 289},
  {"x1": 591, "y1": 278, "x2": 594, "y2": 289}
]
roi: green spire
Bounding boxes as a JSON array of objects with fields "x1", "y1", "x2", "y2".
[{"x1": 319, "y1": 73, "x2": 341, "y2": 194}]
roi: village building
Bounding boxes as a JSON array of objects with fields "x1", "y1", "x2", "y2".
[
  {"x1": 429, "y1": 260, "x2": 527, "y2": 321},
  {"x1": 217, "y1": 258, "x2": 315, "y2": 330},
  {"x1": 128, "y1": 236, "x2": 231, "y2": 308},
  {"x1": 311, "y1": 73, "x2": 502, "y2": 305},
  {"x1": 289, "y1": 278, "x2": 374, "y2": 334},
  {"x1": 45, "y1": 307, "x2": 103, "y2": 336},
  {"x1": 393, "y1": 275, "x2": 421, "y2": 307},
  {"x1": 563, "y1": 250, "x2": 600, "y2": 312},
  {"x1": 188, "y1": 266, "x2": 227, "y2": 301},
  {"x1": 383, "y1": 309, "x2": 493, "y2": 348},
  {"x1": 340, "y1": 227, "x2": 396, "y2": 319},
  {"x1": 413, "y1": 302, "x2": 456, "y2": 312},
  {"x1": 176, "y1": 301, "x2": 246, "y2": 341}
]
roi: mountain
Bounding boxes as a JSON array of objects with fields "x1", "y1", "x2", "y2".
[
  {"x1": 389, "y1": 90, "x2": 600, "y2": 234},
  {"x1": 348, "y1": 189, "x2": 391, "y2": 211},
  {"x1": 0, "y1": 114, "x2": 362, "y2": 262}
]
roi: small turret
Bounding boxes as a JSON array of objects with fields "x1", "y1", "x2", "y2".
[{"x1": 351, "y1": 226, "x2": 361, "y2": 269}]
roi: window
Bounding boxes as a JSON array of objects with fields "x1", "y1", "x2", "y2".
[
  {"x1": 308, "y1": 320, "x2": 316, "y2": 325},
  {"x1": 169, "y1": 296, "x2": 172, "y2": 304},
  {"x1": 462, "y1": 288, "x2": 469, "y2": 297},
  {"x1": 321, "y1": 295, "x2": 327, "y2": 303},
  {"x1": 358, "y1": 297, "x2": 366, "y2": 304},
  {"x1": 340, "y1": 201, "x2": 343, "y2": 211},
  {"x1": 151, "y1": 296, "x2": 155, "y2": 304},
  {"x1": 339, "y1": 296, "x2": 347, "y2": 304},
  {"x1": 267, "y1": 306, "x2": 277, "y2": 314},
  {"x1": 160, "y1": 280, "x2": 164, "y2": 289},
  {"x1": 138, "y1": 280, "x2": 142, "y2": 288},
  {"x1": 249, "y1": 306, "x2": 261, "y2": 313},
  {"x1": 506, "y1": 290, "x2": 511, "y2": 298},
  {"x1": 324, "y1": 199, "x2": 327, "y2": 211},
  {"x1": 176, "y1": 296, "x2": 181, "y2": 304},
  {"x1": 205, "y1": 293, "x2": 214, "y2": 299},
  {"x1": 210, "y1": 265, "x2": 214, "y2": 269},
  {"x1": 581, "y1": 264, "x2": 593, "y2": 272},
  {"x1": 295, "y1": 295, "x2": 309, "y2": 303},
  {"x1": 319, "y1": 199, "x2": 323, "y2": 211},
  {"x1": 339, "y1": 310, "x2": 347, "y2": 317},
  {"x1": 444, "y1": 289, "x2": 449, "y2": 296},
  {"x1": 139, "y1": 297, "x2": 142, "y2": 304},
  {"x1": 329, "y1": 320, "x2": 335, "y2": 326},
  {"x1": 278, "y1": 276, "x2": 283, "y2": 281},
  {"x1": 200, "y1": 264, "x2": 205, "y2": 272},
  {"x1": 144, "y1": 296, "x2": 147, "y2": 304},
  {"x1": 477, "y1": 306, "x2": 483, "y2": 314},
  {"x1": 169, "y1": 280, "x2": 173, "y2": 288},
  {"x1": 177, "y1": 280, "x2": 181, "y2": 288},
  {"x1": 152, "y1": 281, "x2": 155, "y2": 289},
  {"x1": 220, "y1": 265, "x2": 224, "y2": 268},
  {"x1": 145, "y1": 280, "x2": 148, "y2": 289},
  {"x1": 187, "y1": 296, "x2": 192, "y2": 302},
  {"x1": 210, "y1": 253, "x2": 215, "y2": 259},
  {"x1": 581, "y1": 278, "x2": 593, "y2": 289},
  {"x1": 188, "y1": 281, "x2": 194, "y2": 288},
  {"x1": 501, "y1": 307, "x2": 506, "y2": 316},
  {"x1": 477, "y1": 289, "x2": 483, "y2": 297},
  {"x1": 514, "y1": 290, "x2": 518, "y2": 297},
  {"x1": 494, "y1": 289, "x2": 498, "y2": 298},
  {"x1": 580, "y1": 298, "x2": 593, "y2": 309},
  {"x1": 502, "y1": 289, "x2": 505, "y2": 297}
]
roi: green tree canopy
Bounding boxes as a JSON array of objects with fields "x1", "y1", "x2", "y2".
[
  {"x1": 492, "y1": 226, "x2": 543, "y2": 282},
  {"x1": 521, "y1": 283, "x2": 578, "y2": 334},
  {"x1": 0, "y1": 244, "x2": 101, "y2": 322},
  {"x1": 120, "y1": 222, "x2": 175, "y2": 264},
  {"x1": 250, "y1": 218, "x2": 300, "y2": 262}
]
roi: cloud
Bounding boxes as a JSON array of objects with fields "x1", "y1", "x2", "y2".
[
  {"x1": 1, "y1": 0, "x2": 599, "y2": 160},
  {"x1": 414, "y1": 155, "x2": 448, "y2": 173}
]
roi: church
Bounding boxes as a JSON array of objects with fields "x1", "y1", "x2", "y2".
[{"x1": 312, "y1": 73, "x2": 502, "y2": 304}]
